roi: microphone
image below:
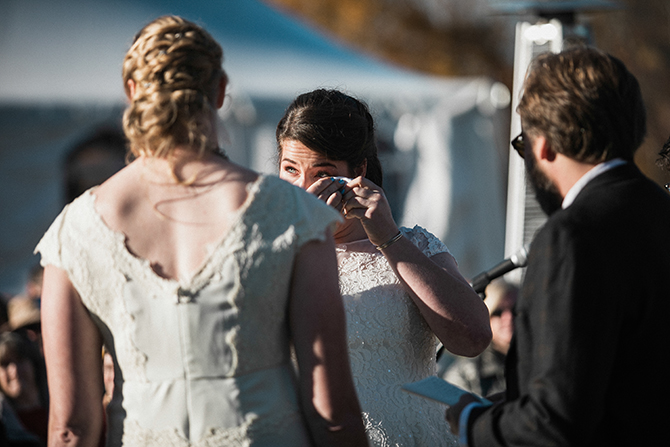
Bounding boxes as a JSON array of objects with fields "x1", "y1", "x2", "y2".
[{"x1": 470, "y1": 246, "x2": 529, "y2": 295}]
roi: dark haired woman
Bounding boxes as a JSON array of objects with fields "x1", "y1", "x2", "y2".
[{"x1": 277, "y1": 89, "x2": 491, "y2": 446}]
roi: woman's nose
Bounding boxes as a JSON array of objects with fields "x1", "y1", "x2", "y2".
[{"x1": 293, "y1": 176, "x2": 309, "y2": 190}]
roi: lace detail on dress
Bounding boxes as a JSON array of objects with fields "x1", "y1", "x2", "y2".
[
  {"x1": 336, "y1": 226, "x2": 458, "y2": 446},
  {"x1": 122, "y1": 409, "x2": 304, "y2": 447},
  {"x1": 400, "y1": 225, "x2": 451, "y2": 258},
  {"x1": 36, "y1": 177, "x2": 341, "y2": 382},
  {"x1": 35, "y1": 175, "x2": 339, "y2": 447},
  {"x1": 362, "y1": 412, "x2": 391, "y2": 447},
  {"x1": 35, "y1": 190, "x2": 149, "y2": 381}
]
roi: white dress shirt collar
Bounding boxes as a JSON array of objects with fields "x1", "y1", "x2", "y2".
[{"x1": 562, "y1": 158, "x2": 627, "y2": 209}]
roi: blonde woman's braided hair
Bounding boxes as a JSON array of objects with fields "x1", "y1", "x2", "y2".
[{"x1": 122, "y1": 16, "x2": 225, "y2": 162}]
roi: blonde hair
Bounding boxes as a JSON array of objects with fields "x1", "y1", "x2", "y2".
[{"x1": 122, "y1": 16, "x2": 225, "y2": 161}]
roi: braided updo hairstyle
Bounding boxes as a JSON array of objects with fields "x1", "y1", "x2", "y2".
[
  {"x1": 276, "y1": 89, "x2": 383, "y2": 187},
  {"x1": 122, "y1": 16, "x2": 225, "y2": 160}
]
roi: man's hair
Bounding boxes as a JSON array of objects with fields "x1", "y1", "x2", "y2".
[
  {"x1": 518, "y1": 46, "x2": 646, "y2": 163},
  {"x1": 656, "y1": 135, "x2": 670, "y2": 171}
]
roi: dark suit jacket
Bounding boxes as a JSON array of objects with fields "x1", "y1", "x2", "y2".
[{"x1": 468, "y1": 163, "x2": 670, "y2": 446}]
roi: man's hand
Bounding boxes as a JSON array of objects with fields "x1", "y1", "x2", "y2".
[{"x1": 445, "y1": 393, "x2": 482, "y2": 436}]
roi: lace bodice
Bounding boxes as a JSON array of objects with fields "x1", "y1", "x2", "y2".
[
  {"x1": 35, "y1": 175, "x2": 341, "y2": 447},
  {"x1": 337, "y1": 226, "x2": 458, "y2": 446}
]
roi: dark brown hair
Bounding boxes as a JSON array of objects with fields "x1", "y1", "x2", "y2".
[
  {"x1": 518, "y1": 46, "x2": 646, "y2": 163},
  {"x1": 276, "y1": 89, "x2": 383, "y2": 187}
]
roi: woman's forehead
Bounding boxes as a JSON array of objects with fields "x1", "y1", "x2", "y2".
[{"x1": 280, "y1": 140, "x2": 338, "y2": 165}]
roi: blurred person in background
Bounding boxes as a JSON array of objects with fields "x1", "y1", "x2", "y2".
[
  {"x1": 0, "y1": 332, "x2": 48, "y2": 446},
  {"x1": 8, "y1": 265, "x2": 43, "y2": 310},
  {"x1": 4, "y1": 266, "x2": 43, "y2": 356},
  {"x1": 1, "y1": 392, "x2": 43, "y2": 447},
  {"x1": 63, "y1": 127, "x2": 128, "y2": 204},
  {"x1": 440, "y1": 279, "x2": 518, "y2": 399}
]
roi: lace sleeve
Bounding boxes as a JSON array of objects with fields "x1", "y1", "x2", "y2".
[
  {"x1": 401, "y1": 225, "x2": 451, "y2": 258},
  {"x1": 272, "y1": 177, "x2": 343, "y2": 248},
  {"x1": 34, "y1": 205, "x2": 69, "y2": 269}
]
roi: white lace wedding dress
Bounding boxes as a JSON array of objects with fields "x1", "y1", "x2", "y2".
[
  {"x1": 35, "y1": 175, "x2": 341, "y2": 447},
  {"x1": 337, "y1": 226, "x2": 459, "y2": 446}
]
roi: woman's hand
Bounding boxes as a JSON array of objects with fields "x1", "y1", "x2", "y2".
[
  {"x1": 304, "y1": 176, "x2": 399, "y2": 246},
  {"x1": 305, "y1": 177, "x2": 351, "y2": 213},
  {"x1": 311, "y1": 177, "x2": 491, "y2": 357},
  {"x1": 340, "y1": 177, "x2": 399, "y2": 246},
  {"x1": 445, "y1": 393, "x2": 482, "y2": 436}
]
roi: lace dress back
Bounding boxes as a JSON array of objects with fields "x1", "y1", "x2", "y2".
[
  {"x1": 35, "y1": 175, "x2": 341, "y2": 447},
  {"x1": 337, "y1": 226, "x2": 458, "y2": 446}
]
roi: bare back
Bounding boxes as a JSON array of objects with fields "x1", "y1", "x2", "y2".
[{"x1": 93, "y1": 153, "x2": 258, "y2": 282}]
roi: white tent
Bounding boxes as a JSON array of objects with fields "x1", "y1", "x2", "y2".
[{"x1": 0, "y1": 0, "x2": 509, "y2": 294}]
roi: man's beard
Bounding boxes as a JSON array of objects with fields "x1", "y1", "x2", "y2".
[{"x1": 525, "y1": 149, "x2": 563, "y2": 216}]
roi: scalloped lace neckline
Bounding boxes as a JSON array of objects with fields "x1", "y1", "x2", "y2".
[{"x1": 86, "y1": 175, "x2": 265, "y2": 288}]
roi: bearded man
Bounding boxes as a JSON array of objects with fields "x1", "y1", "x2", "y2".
[{"x1": 447, "y1": 46, "x2": 670, "y2": 446}]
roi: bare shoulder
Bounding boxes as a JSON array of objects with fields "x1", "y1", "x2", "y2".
[
  {"x1": 224, "y1": 162, "x2": 259, "y2": 188},
  {"x1": 92, "y1": 161, "x2": 144, "y2": 229},
  {"x1": 212, "y1": 161, "x2": 259, "y2": 209}
]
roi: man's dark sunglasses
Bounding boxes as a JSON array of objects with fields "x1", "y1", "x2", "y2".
[{"x1": 511, "y1": 133, "x2": 525, "y2": 159}]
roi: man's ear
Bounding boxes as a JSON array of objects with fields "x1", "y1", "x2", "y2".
[{"x1": 536, "y1": 135, "x2": 556, "y2": 162}]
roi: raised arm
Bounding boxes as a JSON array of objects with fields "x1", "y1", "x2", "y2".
[
  {"x1": 289, "y1": 232, "x2": 369, "y2": 447},
  {"x1": 342, "y1": 177, "x2": 491, "y2": 357},
  {"x1": 380, "y1": 241, "x2": 491, "y2": 357},
  {"x1": 41, "y1": 265, "x2": 104, "y2": 447}
]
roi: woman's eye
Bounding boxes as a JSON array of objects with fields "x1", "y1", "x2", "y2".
[
  {"x1": 283, "y1": 166, "x2": 297, "y2": 175},
  {"x1": 315, "y1": 172, "x2": 332, "y2": 178}
]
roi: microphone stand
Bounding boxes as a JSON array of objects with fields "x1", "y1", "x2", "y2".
[{"x1": 470, "y1": 246, "x2": 528, "y2": 300}]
